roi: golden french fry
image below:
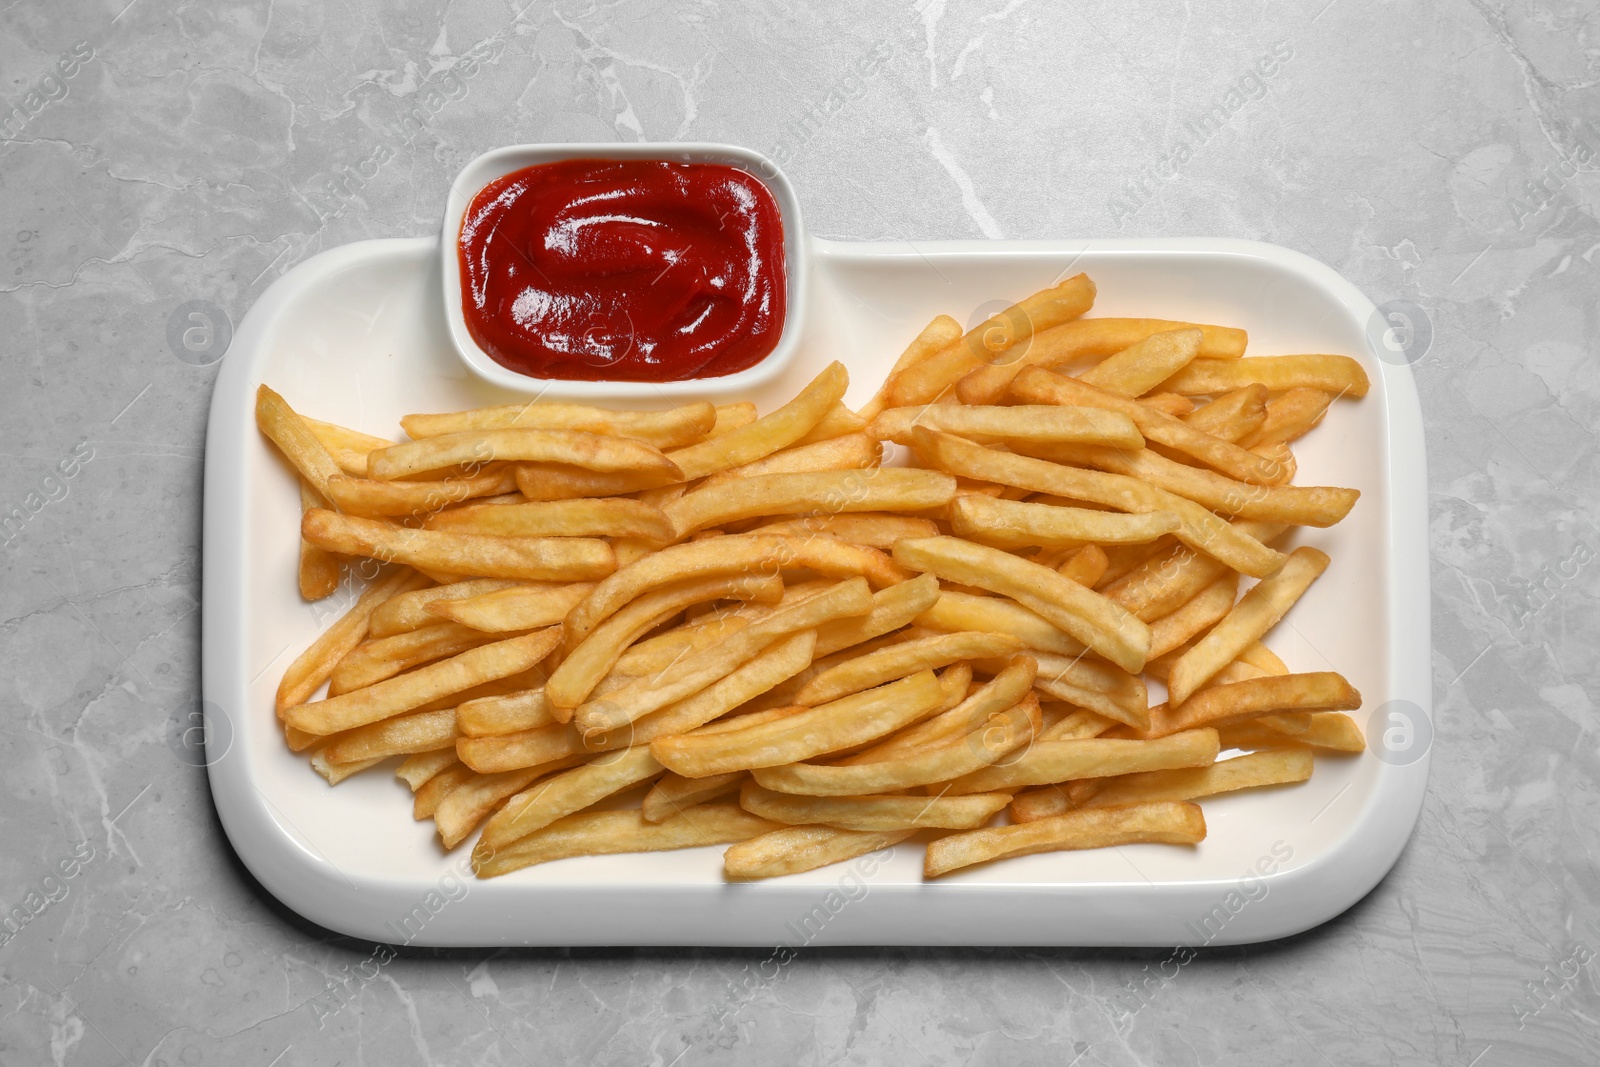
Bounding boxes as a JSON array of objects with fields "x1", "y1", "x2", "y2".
[
  {"x1": 1028, "y1": 650, "x2": 1149, "y2": 729},
  {"x1": 844, "y1": 655, "x2": 1043, "y2": 764},
  {"x1": 1157, "y1": 355, "x2": 1370, "y2": 398},
  {"x1": 425, "y1": 497, "x2": 672, "y2": 541},
  {"x1": 396, "y1": 749, "x2": 459, "y2": 790},
  {"x1": 435, "y1": 760, "x2": 583, "y2": 849},
  {"x1": 1240, "y1": 642, "x2": 1288, "y2": 675},
  {"x1": 429, "y1": 581, "x2": 596, "y2": 633},
  {"x1": 795, "y1": 630, "x2": 1023, "y2": 706},
  {"x1": 695, "y1": 434, "x2": 884, "y2": 494},
  {"x1": 1035, "y1": 443, "x2": 1356, "y2": 527},
  {"x1": 755, "y1": 692, "x2": 1040, "y2": 795},
  {"x1": 1217, "y1": 712, "x2": 1365, "y2": 753},
  {"x1": 479, "y1": 747, "x2": 664, "y2": 850},
  {"x1": 955, "y1": 318, "x2": 1247, "y2": 406},
  {"x1": 1240, "y1": 387, "x2": 1334, "y2": 448},
  {"x1": 913, "y1": 429, "x2": 1287, "y2": 579},
  {"x1": 575, "y1": 580, "x2": 873, "y2": 730},
  {"x1": 513, "y1": 464, "x2": 667, "y2": 501},
  {"x1": 794, "y1": 402, "x2": 868, "y2": 446},
  {"x1": 1101, "y1": 521, "x2": 1283, "y2": 621},
  {"x1": 1011, "y1": 367, "x2": 1288, "y2": 486},
  {"x1": 924, "y1": 800, "x2": 1206, "y2": 877},
  {"x1": 302, "y1": 417, "x2": 398, "y2": 475},
  {"x1": 324, "y1": 468, "x2": 518, "y2": 518},
  {"x1": 546, "y1": 573, "x2": 783, "y2": 713},
  {"x1": 1148, "y1": 574, "x2": 1239, "y2": 661},
  {"x1": 753, "y1": 513, "x2": 940, "y2": 551},
  {"x1": 739, "y1": 781, "x2": 1012, "y2": 831},
  {"x1": 1168, "y1": 546, "x2": 1329, "y2": 704},
  {"x1": 614, "y1": 614, "x2": 752, "y2": 677},
  {"x1": 310, "y1": 748, "x2": 384, "y2": 784},
  {"x1": 456, "y1": 723, "x2": 580, "y2": 773},
  {"x1": 369, "y1": 578, "x2": 518, "y2": 637},
  {"x1": 915, "y1": 590, "x2": 1086, "y2": 658},
  {"x1": 564, "y1": 533, "x2": 904, "y2": 648},
  {"x1": 302, "y1": 509, "x2": 615, "y2": 582},
  {"x1": 413, "y1": 763, "x2": 476, "y2": 819},
  {"x1": 1090, "y1": 536, "x2": 1177, "y2": 587},
  {"x1": 619, "y1": 632, "x2": 819, "y2": 750},
  {"x1": 329, "y1": 621, "x2": 499, "y2": 695},
  {"x1": 369, "y1": 427, "x2": 679, "y2": 482},
  {"x1": 858, "y1": 314, "x2": 963, "y2": 421},
  {"x1": 474, "y1": 804, "x2": 778, "y2": 878},
  {"x1": 256, "y1": 385, "x2": 342, "y2": 496},
  {"x1": 664, "y1": 468, "x2": 956, "y2": 541},
  {"x1": 868, "y1": 404, "x2": 1144, "y2": 449},
  {"x1": 1007, "y1": 785, "x2": 1080, "y2": 823},
  {"x1": 651, "y1": 669, "x2": 945, "y2": 777},
  {"x1": 399, "y1": 400, "x2": 717, "y2": 448},
  {"x1": 888, "y1": 274, "x2": 1097, "y2": 406},
  {"x1": 946, "y1": 728, "x2": 1218, "y2": 794},
  {"x1": 710, "y1": 403, "x2": 758, "y2": 437},
  {"x1": 298, "y1": 481, "x2": 342, "y2": 600},
  {"x1": 1078, "y1": 327, "x2": 1202, "y2": 397},
  {"x1": 1084, "y1": 748, "x2": 1313, "y2": 808},
  {"x1": 1038, "y1": 706, "x2": 1118, "y2": 741},
  {"x1": 1147, "y1": 673, "x2": 1361, "y2": 738},
  {"x1": 666, "y1": 362, "x2": 849, "y2": 480},
  {"x1": 286, "y1": 628, "x2": 562, "y2": 735},
  {"x1": 276, "y1": 567, "x2": 427, "y2": 713},
  {"x1": 724, "y1": 825, "x2": 914, "y2": 880},
  {"x1": 1184, "y1": 384, "x2": 1269, "y2": 441},
  {"x1": 1141, "y1": 393, "x2": 1195, "y2": 418},
  {"x1": 950, "y1": 495, "x2": 1180, "y2": 550},
  {"x1": 893, "y1": 535, "x2": 1150, "y2": 673},
  {"x1": 1145, "y1": 643, "x2": 1274, "y2": 687},
  {"x1": 321, "y1": 708, "x2": 456, "y2": 765},
  {"x1": 641, "y1": 772, "x2": 746, "y2": 823},
  {"x1": 457, "y1": 689, "x2": 554, "y2": 737},
  {"x1": 812, "y1": 573, "x2": 942, "y2": 657},
  {"x1": 1059, "y1": 545, "x2": 1109, "y2": 587}
]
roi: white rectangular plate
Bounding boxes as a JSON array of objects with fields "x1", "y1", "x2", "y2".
[{"x1": 202, "y1": 236, "x2": 1430, "y2": 947}]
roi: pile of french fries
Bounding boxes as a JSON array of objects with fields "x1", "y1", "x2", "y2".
[{"x1": 258, "y1": 272, "x2": 1371, "y2": 880}]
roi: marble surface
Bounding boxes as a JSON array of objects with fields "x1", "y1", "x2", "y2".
[{"x1": 2, "y1": 0, "x2": 1598, "y2": 1063}]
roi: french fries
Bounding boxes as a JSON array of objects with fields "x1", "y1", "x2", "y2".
[
  {"x1": 302, "y1": 510, "x2": 615, "y2": 582},
  {"x1": 425, "y1": 497, "x2": 673, "y2": 540},
  {"x1": 545, "y1": 573, "x2": 783, "y2": 714},
  {"x1": 1145, "y1": 672, "x2": 1361, "y2": 738},
  {"x1": 913, "y1": 429, "x2": 1287, "y2": 578},
  {"x1": 893, "y1": 536, "x2": 1151, "y2": 673},
  {"x1": 1157, "y1": 355, "x2": 1370, "y2": 398},
  {"x1": 368, "y1": 428, "x2": 679, "y2": 481},
  {"x1": 663, "y1": 468, "x2": 956, "y2": 540},
  {"x1": 954, "y1": 318, "x2": 1247, "y2": 406},
  {"x1": 1010, "y1": 368, "x2": 1289, "y2": 485},
  {"x1": 949, "y1": 495, "x2": 1181, "y2": 549},
  {"x1": 260, "y1": 269, "x2": 1370, "y2": 883},
  {"x1": 1167, "y1": 546, "x2": 1329, "y2": 705},
  {"x1": 868, "y1": 404, "x2": 1144, "y2": 449},
  {"x1": 475, "y1": 804, "x2": 778, "y2": 879},
  {"x1": 924, "y1": 801, "x2": 1206, "y2": 877},
  {"x1": 739, "y1": 781, "x2": 1013, "y2": 831},
  {"x1": 400, "y1": 400, "x2": 717, "y2": 447},
  {"x1": 887, "y1": 274, "x2": 1097, "y2": 406},
  {"x1": 725, "y1": 826, "x2": 915, "y2": 881},
  {"x1": 650, "y1": 669, "x2": 947, "y2": 777}
]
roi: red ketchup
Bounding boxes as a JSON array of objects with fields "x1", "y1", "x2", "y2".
[{"x1": 457, "y1": 159, "x2": 787, "y2": 382}]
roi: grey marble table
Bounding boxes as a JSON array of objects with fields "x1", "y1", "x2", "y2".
[{"x1": 3, "y1": 0, "x2": 1598, "y2": 1064}]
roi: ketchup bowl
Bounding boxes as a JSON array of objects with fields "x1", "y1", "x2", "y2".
[{"x1": 441, "y1": 143, "x2": 807, "y2": 398}]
